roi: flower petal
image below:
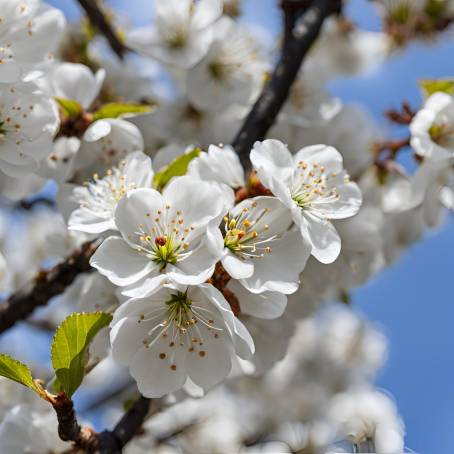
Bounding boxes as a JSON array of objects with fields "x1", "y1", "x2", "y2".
[{"x1": 90, "y1": 236, "x2": 156, "y2": 286}]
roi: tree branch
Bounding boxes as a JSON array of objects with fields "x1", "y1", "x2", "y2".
[
  {"x1": 76, "y1": 0, "x2": 128, "y2": 59},
  {"x1": 0, "y1": 241, "x2": 98, "y2": 335},
  {"x1": 231, "y1": 0, "x2": 342, "y2": 169},
  {"x1": 108, "y1": 396, "x2": 151, "y2": 448},
  {"x1": 53, "y1": 392, "x2": 151, "y2": 454}
]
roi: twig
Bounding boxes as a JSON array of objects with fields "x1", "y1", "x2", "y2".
[
  {"x1": 52, "y1": 392, "x2": 151, "y2": 453},
  {"x1": 76, "y1": 0, "x2": 128, "y2": 59},
  {"x1": 108, "y1": 396, "x2": 151, "y2": 449},
  {"x1": 231, "y1": 0, "x2": 342, "y2": 169},
  {"x1": 385, "y1": 102, "x2": 416, "y2": 125},
  {"x1": 51, "y1": 392, "x2": 100, "y2": 451},
  {"x1": 0, "y1": 241, "x2": 98, "y2": 335}
]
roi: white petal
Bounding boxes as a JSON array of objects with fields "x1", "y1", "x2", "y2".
[
  {"x1": 293, "y1": 144, "x2": 343, "y2": 174},
  {"x1": 114, "y1": 187, "x2": 163, "y2": 246},
  {"x1": 191, "y1": 0, "x2": 223, "y2": 29},
  {"x1": 68, "y1": 207, "x2": 116, "y2": 234},
  {"x1": 228, "y1": 280, "x2": 287, "y2": 319},
  {"x1": 130, "y1": 342, "x2": 187, "y2": 398},
  {"x1": 222, "y1": 251, "x2": 254, "y2": 279},
  {"x1": 250, "y1": 139, "x2": 294, "y2": 188},
  {"x1": 199, "y1": 284, "x2": 254, "y2": 359},
  {"x1": 90, "y1": 236, "x2": 156, "y2": 286},
  {"x1": 241, "y1": 230, "x2": 310, "y2": 294},
  {"x1": 83, "y1": 120, "x2": 112, "y2": 142},
  {"x1": 163, "y1": 176, "x2": 226, "y2": 228},
  {"x1": 186, "y1": 322, "x2": 232, "y2": 392},
  {"x1": 302, "y1": 212, "x2": 341, "y2": 264}
]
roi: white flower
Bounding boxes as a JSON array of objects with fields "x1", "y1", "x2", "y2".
[
  {"x1": 71, "y1": 118, "x2": 144, "y2": 182},
  {"x1": 127, "y1": 0, "x2": 223, "y2": 68},
  {"x1": 0, "y1": 80, "x2": 59, "y2": 177},
  {"x1": 91, "y1": 177, "x2": 227, "y2": 296},
  {"x1": 310, "y1": 19, "x2": 390, "y2": 78},
  {"x1": 37, "y1": 136, "x2": 80, "y2": 182},
  {"x1": 329, "y1": 387, "x2": 405, "y2": 454},
  {"x1": 187, "y1": 17, "x2": 267, "y2": 112},
  {"x1": 188, "y1": 143, "x2": 245, "y2": 200},
  {"x1": 251, "y1": 140, "x2": 362, "y2": 264},
  {"x1": 0, "y1": 0, "x2": 66, "y2": 83},
  {"x1": 210, "y1": 196, "x2": 311, "y2": 294},
  {"x1": 110, "y1": 282, "x2": 254, "y2": 397},
  {"x1": 277, "y1": 70, "x2": 341, "y2": 129},
  {"x1": 410, "y1": 92, "x2": 454, "y2": 160},
  {"x1": 37, "y1": 62, "x2": 105, "y2": 109},
  {"x1": 0, "y1": 404, "x2": 69, "y2": 454},
  {"x1": 68, "y1": 151, "x2": 154, "y2": 234}
]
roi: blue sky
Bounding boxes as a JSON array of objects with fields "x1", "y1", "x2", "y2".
[{"x1": 46, "y1": 1, "x2": 454, "y2": 451}]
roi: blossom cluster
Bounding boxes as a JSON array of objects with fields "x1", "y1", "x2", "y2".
[{"x1": 0, "y1": 0, "x2": 453, "y2": 452}]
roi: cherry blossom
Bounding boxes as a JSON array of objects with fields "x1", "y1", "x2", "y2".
[
  {"x1": 251, "y1": 140, "x2": 362, "y2": 264},
  {"x1": 90, "y1": 177, "x2": 227, "y2": 295},
  {"x1": 110, "y1": 282, "x2": 254, "y2": 397},
  {"x1": 0, "y1": 80, "x2": 59, "y2": 177}
]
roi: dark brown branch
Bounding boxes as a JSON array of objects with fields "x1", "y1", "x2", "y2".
[
  {"x1": 108, "y1": 396, "x2": 151, "y2": 448},
  {"x1": 281, "y1": 0, "x2": 312, "y2": 46},
  {"x1": 53, "y1": 393, "x2": 151, "y2": 453},
  {"x1": 51, "y1": 393, "x2": 100, "y2": 451},
  {"x1": 0, "y1": 241, "x2": 98, "y2": 335},
  {"x1": 76, "y1": 0, "x2": 128, "y2": 59},
  {"x1": 231, "y1": 0, "x2": 342, "y2": 169}
]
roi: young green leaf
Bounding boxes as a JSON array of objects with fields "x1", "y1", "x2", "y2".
[
  {"x1": 55, "y1": 97, "x2": 84, "y2": 118},
  {"x1": 420, "y1": 79, "x2": 454, "y2": 98},
  {"x1": 51, "y1": 312, "x2": 112, "y2": 397},
  {"x1": 153, "y1": 148, "x2": 201, "y2": 191},
  {"x1": 92, "y1": 102, "x2": 153, "y2": 121},
  {"x1": 0, "y1": 353, "x2": 40, "y2": 394}
]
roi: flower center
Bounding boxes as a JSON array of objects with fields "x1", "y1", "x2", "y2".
[
  {"x1": 164, "y1": 26, "x2": 188, "y2": 50},
  {"x1": 137, "y1": 291, "x2": 224, "y2": 369},
  {"x1": 77, "y1": 161, "x2": 135, "y2": 217},
  {"x1": 223, "y1": 202, "x2": 274, "y2": 259},
  {"x1": 135, "y1": 207, "x2": 193, "y2": 270},
  {"x1": 429, "y1": 121, "x2": 454, "y2": 148},
  {"x1": 291, "y1": 161, "x2": 341, "y2": 210}
]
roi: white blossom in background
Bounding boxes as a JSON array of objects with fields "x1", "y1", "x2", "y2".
[
  {"x1": 410, "y1": 92, "x2": 454, "y2": 160},
  {"x1": 188, "y1": 144, "x2": 245, "y2": 195},
  {"x1": 0, "y1": 404, "x2": 70, "y2": 454},
  {"x1": 37, "y1": 62, "x2": 105, "y2": 109},
  {"x1": 68, "y1": 151, "x2": 154, "y2": 234},
  {"x1": 0, "y1": 81, "x2": 59, "y2": 177},
  {"x1": 285, "y1": 104, "x2": 380, "y2": 178},
  {"x1": 251, "y1": 140, "x2": 362, "y2": 264},
  {"x1": 186, "y1": 16, "x2": 267, "y2": 112},
  {"x1": 310, "y1": 18, "x2": 390, "y2": 78},
  {"x1": 276, "y1": 70, "x2": 341, "y2": 130},
  {"x1": 91, "y1": 177, "x2": 227, "y2": 296},
  {"x1": 71, "y1": 118, "x2": 145, "y2": 182},
  {"x1": 127, "y1": 0, "x2": 223, "y2": 68},
  {"x1": 0, "y1": 0, "x2": 66, "y2": 83},
  {"x1": 110, "y1": 282, "x2": 254, "y2": 397},
  {"x1": 328, "y1": 387, "x2": 405, "y2": 454}
]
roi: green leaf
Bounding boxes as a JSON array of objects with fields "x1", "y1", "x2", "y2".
[
  {"x1": 420, "y1": 79, "x2": 454, "y2": 98},
  {"x1": 153, "y1": 148, "x2": 202, "y2": 191},
  {"x1": 0, "y1": 354, "x2": 40, "y2": 394},
  {"x1": 51, "y1": 312, "x2": 112, "y2": 397},
  {"x1": 92, "y1": 102, "x2": 153, "y2": 121},
  {"x1": 55, "y1": 97, "x2": 83, "y2": 118}
]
